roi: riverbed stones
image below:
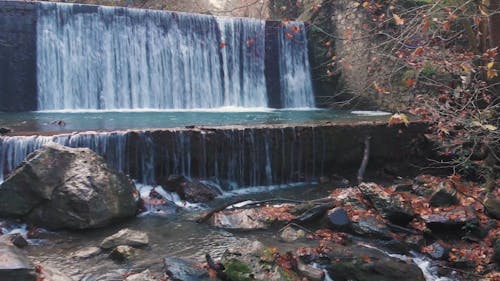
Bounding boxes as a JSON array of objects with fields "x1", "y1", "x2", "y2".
[
  {"x1": 323, "y1": 243, "x2": 426, "y2": 281},
  {"x1": 160, "y1": 175, "x2": 220, "y2": 203},
  {"x1": 38, "y1": 265, "x2": 73, "y2": 281},
  {"x1": 421, "y1": 206, "x2": 478, "y2": 231},
  {"x1": 429, "y1": 184, "x2": 458, "y2": 207},
  {"x1": 0, "y1": 233, "x2": 29, "y2": 248},
  {"x1": 279, "y1": 224, "x2": 306, "y2": 242},
  {"x1": 100, "y1": 228, "x2": 149, "y2": 249},
  {"x1": 484, "y1": 196, "x2": 500, "y2": 220},
  {"x1": 358, "y1": 182, "x2": 415, "y2": 225},
  {"x1": 492, "y1": 238, "x2": 500, "y2": 265},
  {"x1": 209, "y1": 205, "x2": 295, "y2": 230},
  {"x1": 0, "y1": 243, "x2": 36, "y2": 281},
  {"x1": 325, "y1": 207, "x2": 351, "y2": 231},
  {"x1": 72, "y1": 246, "x2": 102, "y2": 259},
  {"x1": 0, "y1": 142, "x2": 140, "y2": 229},
  {"x1": 125, "y1": 269, "x2": 156, "y2": 281},
  {"x1": 425, "y1": 241, "x2": 450, "y2": 260},
  {"x1": 164, "y1": 257, "x2": 211, "y2": 281},
  {"x1": 353, "y1": 215, "x2": 394, "y2": 240},
  {"x1": 109, "y1": 245, "x2": 134, "y2": 262}
]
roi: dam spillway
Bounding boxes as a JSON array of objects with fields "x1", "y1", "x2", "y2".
[
  {"x1": 0, "y1": 0, "x2": 314, "y2": 112},
  {"x1": 0, "y1": 122, "x2": 428, "y2": 188}
]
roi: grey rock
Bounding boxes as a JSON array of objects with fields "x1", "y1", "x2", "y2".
[
  {"x1": 353, "y1": 215, "x2": 394, "y2": 240},
  {"x1": 297, "y1": 258, "x2": 324, "y2": 281},
  {"x1": 0, "y1": 142, "x2": 140, "y2": 229},
  {"x1": 358, "y1": 182, "x2": 415, "y2": 225},
  {"x1": 125, "y1": 269, "x2": 156, "y2": 281},
  {"x1": 72, "y1": 246, "x2": 102, "y2": 259},
  {"x1": 0, "y1": 243, "x2": 36, "y2": 281},
  {"x1": 484, "y1": 196, "x2": 500, "y2": 220},
  {"x1": 325, "y1": 207, "x2": 351, "y2": 231},
  {"x1": 160, "y1": 175, "x2": 220, "y2": 203},
  {"x1": 426, "y1": 241, "x2": 450, "y2": 260},
  {"x1": 164, "y1": 257, "x2": 211, "y2": 281},
  {"x1": 109, "y1": 245, "x2": 134, "y2": 262},
  {"x1": 404, "y1": 235, "x2": 425, "y2": 251},
  {"x1": 429, "y1": 185, "x2": 457, "y2": 207},
  {"x1": 38, "y1": 265, "x2": 73, "y2": 281},
  {"x1": 421, "y1": 206, "x2": 478, "y2": 232},
  {"x1": 0, "y1": 233, "x2": 29, "y2": 248},
  {"x1": 100, "y1": 228, "x2": 149, "y2": 249},
  {"x1": 279, "y1": 224, "x2": 306, "y2": 242},
  {"x1": 324, "y1": 243, "x2": 426, "y2": 281}
]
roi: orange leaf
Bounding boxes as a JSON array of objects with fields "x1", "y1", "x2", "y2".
[
  {"x1": 421, "y1": 17, "x2": 430, "y2": 32},
  {"x1": 443, "y1": 21, "x2": 451, "y2": 31},
  {"x1": 413, "y1": 47, "x2": 424, "y2": 56},
  {"x1": 325, "y1": 40, "x2": 331, "y2": 47},
  {"x1": 246, "y1": 38, "x2": 254, "y2": 46},
  {"x1": 361, "y1": 255, "x2": 372, "y2": 263},
  {"x1": 393, "y1": 14, "x2": 405, "y2": 25},
  {"x1": 388, "y1": 113, "x2": 409, "y2": 126},
  {"x1": 487, "y1": 69, "x2": 498, "y2": 79},
  {"x1": 219, "y1": 42, "x2": 226, "y2": 48},
  {"x1": 404, "y1": 79, "x2": 416, "y2": 87},
  {"x1": 373, "y1": 81, "x2": 389, "y2": 94}
]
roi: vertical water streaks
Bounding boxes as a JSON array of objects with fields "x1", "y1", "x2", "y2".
[
  {"x1": 35, "y1": 2, "x2": 314, "y2": 110},
  {"x1": 0, "y1": 128, "x2": 325, "y2": 187},
  {"x1": 278, "y1": 22, "x2": 315, "y2": 108}
]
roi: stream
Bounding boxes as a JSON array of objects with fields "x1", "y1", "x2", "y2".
[{"x1": 1, "y1": 183, "x2": 454, "y2": 281}]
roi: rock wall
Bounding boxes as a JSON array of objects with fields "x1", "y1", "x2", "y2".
[{"x1": 0, "y1": 1, "x2": 37, "y2": 112}]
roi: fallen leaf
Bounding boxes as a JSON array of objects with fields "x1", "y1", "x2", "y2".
[
  {"x1": 393, "y1": 14, "x2": 405, "y2": 25},
  {"x1": 388, "y1": 113, "x2": 410, "y2": 126}
]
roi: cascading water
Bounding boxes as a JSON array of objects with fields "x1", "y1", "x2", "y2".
[
  {"x1": 279, "y1": 22, "x2": 315, "y2": 108},
  {"x1": 0, "y1": 128, "x2": 326, "y2": 187},
  {"x1": 36, "y1": 2, "x2": 314, "y2": 111}
]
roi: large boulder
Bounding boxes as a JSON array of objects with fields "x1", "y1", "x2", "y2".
[
  {"x1": 160, "y1": 175, "x2": 220, "y2": 203},
  {"x1": 0, "y1": 243, "x2": 36, "y2": 281},
  {"x1": 420, "y1": 206, "x2": 478, "y2": 232},
  {"x1": 358, "y1": 182, "x2": 415, "y2": 225},
  {"x1": 0, "y1": 142, "x2": 140, "y2": 229},
  {"x1": 322, "y1": 244, "x2": 426, "y2": 281}
]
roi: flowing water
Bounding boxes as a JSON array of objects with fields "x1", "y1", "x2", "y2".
[
  {"x1": 1, "y1": 183, "x2": 452, "y2": 281},
  {"x1": 36, "y1": 2, "x2": 314, "y2": 111}
]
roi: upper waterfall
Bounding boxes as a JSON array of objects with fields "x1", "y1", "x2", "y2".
[{"x1": 36, "y1": 2, "x2": 315, "y2": 111}]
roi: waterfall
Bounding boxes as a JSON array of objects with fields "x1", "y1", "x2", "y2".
[
  {"x1": 35, "y1": 2, "x2": 314, "y2": 111},
  {"x1": 279, "y1": 22, "x2": 315, "y2": 108},
  {"x1": 0, "y1": 128, "x2": 324, "y2": 187}
]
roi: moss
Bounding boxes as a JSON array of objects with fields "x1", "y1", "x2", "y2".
[
  {"x1": 224, "y1": 259, "x2": 252, "y2": 281},
  {"x1": 421, "y1": 64, "x2": 437, "y2": 77}
]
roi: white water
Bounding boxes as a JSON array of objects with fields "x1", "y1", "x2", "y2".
[
  {"x1": 0, "y1": 128, "x2": 324, "y2": 186},
  {"x1": 279, "y1": 22, "x2": 315, "y2": 108},
  {"x1": 36, "y1": 2, "x2": 314, "y2": 111}
]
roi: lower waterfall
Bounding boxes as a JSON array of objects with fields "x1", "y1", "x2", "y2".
[{"x1": 0, "y1": 128, "x2": 326, "y2": 187}]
